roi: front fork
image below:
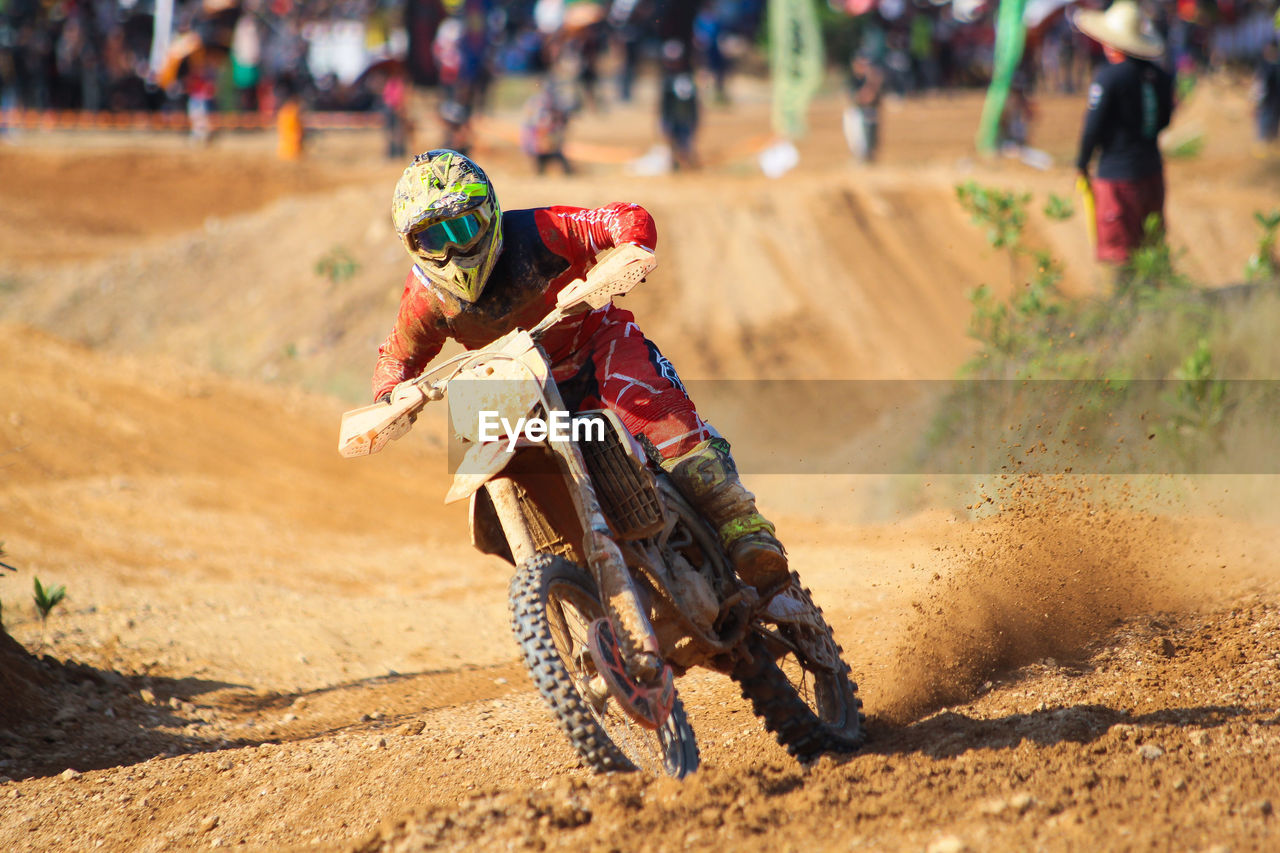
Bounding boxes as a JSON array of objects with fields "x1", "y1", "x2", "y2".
[
  {"x1": 486, "y1": 475, "x2": 663, "y2": 683},
  {"x1": 583, "y1": 528, "x2": 664, "y2": 681}
]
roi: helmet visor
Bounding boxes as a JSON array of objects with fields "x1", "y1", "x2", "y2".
[{"x1": 411, "y1": 211, "x2": 489, "y2": 258}]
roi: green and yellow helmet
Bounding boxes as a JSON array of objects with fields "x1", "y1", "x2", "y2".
[{"x1": 392, "y1": 149, "x2": 503, "y2": 303}]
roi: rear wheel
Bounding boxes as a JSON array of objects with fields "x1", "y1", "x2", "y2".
[
  {"x1": 648, "y1": 479, "x2": 865, "y2": 760},
  {"x1": 735, "y1": 574, "x2": 866, "y2": 761},
  {"x1": 509, "y1": 553, "x2": 699, "y2": 777}
]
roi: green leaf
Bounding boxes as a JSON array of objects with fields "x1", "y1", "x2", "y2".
[
  {"x1": 1043, "y1": 193, "x2": 1075, "y2": 221},
  {"x1": 33, "y1": 576, "x2": 67, "y2": 620},
  {"x1": 1165, "y1": 134, "x2": 1204, "y2": 160}
]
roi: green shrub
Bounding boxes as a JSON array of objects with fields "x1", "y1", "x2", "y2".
[
  {"x1": 1119, "y1": 214, "x2": 1190, "y2": 300},
  {"x1": 922, "y1": 195, "x2": 1280, "y2": 494},
  {"x1": 953, "y1": 183, "x2": 1072, "y2": 378},
  {"x1": 1165, "y1": 133, "x2": 1205, "y2": 160},
  {"x1": 314, "y1": 246, "x2": 361, "y2": 285},
  {"x1": 1245, "y1": 210, "x2": 1280, "y2": 283},
  {"x1": 1042, "y1": 193, "x2": 1075, "y2": 222},
  {"x1": 1160, "y1": 338, "x2": 1229, "y2": 455},
  {"x1": 955, "y1": 181, "x2": 1030, "y2": 253}
]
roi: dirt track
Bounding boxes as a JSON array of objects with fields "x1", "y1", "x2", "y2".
[{"x1": 2, "y1": 79, "x2": 1280, "y2": 852}]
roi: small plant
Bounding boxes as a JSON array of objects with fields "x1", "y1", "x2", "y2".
[
  {"x1": 955, "y1": 182, "x2": 1034, "y2": 331},
  {"x1": 1165, "y1": 133, "x2": 1204, "y2": 160},
  {"x1": 955, "y1": 184, "x2": 1074, "y2": 377},
  {"x1": 1176, "y1": 72, "x2": 1198, "y2": 104},
  {"x1": 1245, "y1": 209, "x2": 1280, "y2": 283},
  {"x1": 33, "y1": 576, "x2": 67, "y2": 653},
  {"x1": 1161, "y1": 338, "x2": 1229, "y2": 461},
  {"x1": 314, "y1": 246, "x2": 361, "y2": 285},
  {"x1": 965, "y1": 284, "x2": 1013, "y2": 360},
  {"x1": 955, "y1": 181, "x2": 1030, "y2": 252},
  {"x1": 1042, "y1": 193, "x2": 1075, "y2": 222},
  {"x1": 1120, "y1": 214, "x2": 1188, "y2": 299},
  {"x1": 1016, "y1": 251, "x2": 1065, "y2": 318}
]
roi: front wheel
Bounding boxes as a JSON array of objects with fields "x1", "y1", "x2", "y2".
[{"x1": 509, "y1": 553, "x2": 699, "y2": 778}]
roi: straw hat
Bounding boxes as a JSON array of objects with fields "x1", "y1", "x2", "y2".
[{"x1": 1073, "y1": 1, "x2": 1165, "y2": 60}]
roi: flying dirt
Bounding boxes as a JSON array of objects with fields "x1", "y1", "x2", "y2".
[{"x1": 2, "y1": 82, "x2": 1280, "y2": 852}]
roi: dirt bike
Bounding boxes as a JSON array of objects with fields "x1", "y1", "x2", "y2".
[{"x1": 338, "y1": 245, "x2": 865, "y2": 777}]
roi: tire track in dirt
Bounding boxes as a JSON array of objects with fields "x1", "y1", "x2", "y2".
[{"x1": 357, "y1": 600, "x2": 1280, "y2": 853}]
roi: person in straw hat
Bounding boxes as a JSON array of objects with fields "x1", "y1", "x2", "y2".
[{"x1": 1073, "y1": 1, "x2": 1174, "y2": 266}]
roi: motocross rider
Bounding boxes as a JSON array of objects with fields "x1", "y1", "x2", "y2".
[{"x1": 371, "y1": 150, "x2": 789, "y2": 598}]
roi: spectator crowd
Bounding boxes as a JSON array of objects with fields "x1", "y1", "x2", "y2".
[{"x1": 1, "y1": 0, "x2": 1277, "y2": 155}]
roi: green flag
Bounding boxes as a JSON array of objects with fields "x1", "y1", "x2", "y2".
[
  {"x1": 977, "y1": 0, "x2": 1029, "y2": 154},
  {"x1": 769, "y1": 0, "x2": 825, "y2": 139}
]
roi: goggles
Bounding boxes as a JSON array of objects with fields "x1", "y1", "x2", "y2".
[{"x1": 409, "y1": 211, "x2": 490, "y2": 258}]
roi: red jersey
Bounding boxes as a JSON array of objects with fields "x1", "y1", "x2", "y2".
[{"x1": 371, "y1": 202, "x2": 657, "y2": 401}]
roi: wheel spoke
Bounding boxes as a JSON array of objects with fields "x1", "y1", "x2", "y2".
[
  {"x1": 747, "y1": 584, "x2": 863, "y2": 744},
  {"x1": 548, "y1": 582, "x2": 678, "y2": 774},
  {"x1": 546, "y1": 600, "x2": 573, "y2": 659},
  {"x1": 598, "y1": 704, "x2": 664, "y2": 774},
  {"x1": 779, "y1": 654, "x2": 815, "y2": 707},
  {"x1": 512, "y1": 554, "x2": 698, "y2": 777}
]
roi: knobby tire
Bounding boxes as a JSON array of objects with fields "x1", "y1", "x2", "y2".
[
  {"x1": 508, "y1": 552, "x2": 699, "y2": 778},
  {"x1": 732, "y1": 576, "x2": 867, "y2": 762}
]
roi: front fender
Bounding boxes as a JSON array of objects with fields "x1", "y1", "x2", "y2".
[
  {"x1": 470, "y1": 487, "x2": 514, "y2": 565},
  {"x1": 445, "y1": 441, "x2": 516, "y2": 504}
]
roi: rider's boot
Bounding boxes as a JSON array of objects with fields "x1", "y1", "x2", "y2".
[{"x1": 661, "y1": 439, "x2": 791, "y2": 599}]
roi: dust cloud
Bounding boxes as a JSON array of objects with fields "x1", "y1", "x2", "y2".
[{"x1": 874, "y1": 475, "x2": 1202, "y2": 723}]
